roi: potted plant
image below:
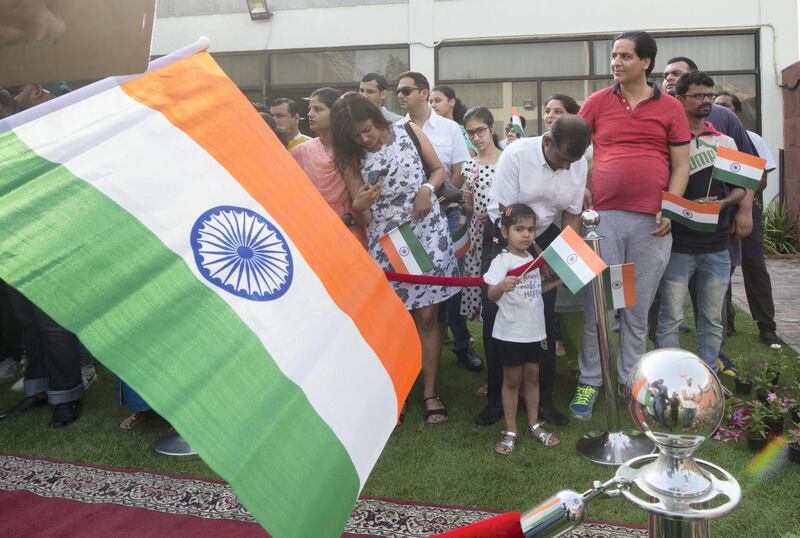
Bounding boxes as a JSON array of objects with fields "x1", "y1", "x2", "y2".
[
  {"x1": 734, "y1": 360, "x2": 755, "y2": 396},
  {"x1": 752, "y1": 360, "x2": 780, "y2": 398},
  {"x1": 785, "y1": 422, "x2": 800, "y2": 464},
  {"x1": 763, "y1": 391, "x2": 787, "y2": 436},
  {"x1": 742, "y1": 401, "x2": 770, "y2": 452}
]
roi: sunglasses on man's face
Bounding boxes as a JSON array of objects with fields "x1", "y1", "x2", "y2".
[{"x1": 396, "y1": 87, "x2": 419, "y2": 96}]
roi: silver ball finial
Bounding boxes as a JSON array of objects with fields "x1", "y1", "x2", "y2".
[
  {"x1": 581, "y1": 209, "x2": 601, "y2": 240},
  {"x1": 626, "y1": 348, "x2": 724, "y2": 450}
]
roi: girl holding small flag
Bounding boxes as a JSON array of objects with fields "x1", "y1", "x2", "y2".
[{"x1": 484, "y1": 204, "x2": 561, "y2": 454}]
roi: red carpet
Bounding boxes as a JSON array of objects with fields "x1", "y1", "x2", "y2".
[{"x1": 0, "y1": 454, "x2": 646, "y2": 537}]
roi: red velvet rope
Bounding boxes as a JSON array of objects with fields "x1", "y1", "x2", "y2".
[{"x1": 385, "y1": 257, "x2": 544, "y2": 287}]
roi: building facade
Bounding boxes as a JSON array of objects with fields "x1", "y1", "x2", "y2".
[{"x1": 153, "y1": 0, "x2": 800, "y2": 203}]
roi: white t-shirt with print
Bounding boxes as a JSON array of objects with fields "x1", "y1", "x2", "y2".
[{"x1": 483, "y1": 251, "x2": 546, "y2": 343}]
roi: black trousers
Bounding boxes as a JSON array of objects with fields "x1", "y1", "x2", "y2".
[
  {"x1": 483, "y1": 222, "x2": 560, "y2": 407},
  {"x1": 738, "y1": 203, "x2": 776, "y2": 334},
  {"x1": 5, "y1": 285, "x2": 82, "y2": 403},
  {"x1": 0, "y1": 280, "x2": 22, "y2": 359}
]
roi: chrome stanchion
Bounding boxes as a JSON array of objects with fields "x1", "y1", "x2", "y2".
[
  {"x1": 576, "y1": 209, "x2": 654, "y2": 464},
  {"x1": 519, "y1": 350, "x2": 740, "y2": 537}
]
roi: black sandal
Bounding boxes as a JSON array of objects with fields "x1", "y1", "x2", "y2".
[{"x1": 424, "y1": 396, "x2": 448, "y2": 424}]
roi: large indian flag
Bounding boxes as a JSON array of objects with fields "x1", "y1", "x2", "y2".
[{"x1": 0, "y1": 40, "x2": 420, "y2": 538}]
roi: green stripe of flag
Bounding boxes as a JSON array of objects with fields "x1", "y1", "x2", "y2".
[
  {"x1": 0, "y1": 131, "x2": 359, "y2": 537},
  {"x1": 662, "y1": 207, "x2": 718, "y2": 232},
  {"x1": 397, "y1": 222, "x2": 434, "y2": 273},
  {"x1": 542, "y1": 249, "x2": 584, "y2": 294},
  {"x1": 711, "y1": 167, "x2": 761, "y2": 190}
]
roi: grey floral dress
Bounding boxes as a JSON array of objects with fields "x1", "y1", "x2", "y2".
[{"x1": 361, "y1": 123, "x2": 459, "y2": 310}]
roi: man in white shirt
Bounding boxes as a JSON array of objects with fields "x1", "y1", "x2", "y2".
[
  {"x1": 713, "y1": 91, "x2": 782, "y2": 348},
  {"x1": 477, "y1": 115, "x2": 592, "y2": 426},
  {"x1": 359, "y1": 73, "x2": 403, "y2": 123},
  {"x1": 396, "y1": 71, "x2": 481, "y2": 371}
]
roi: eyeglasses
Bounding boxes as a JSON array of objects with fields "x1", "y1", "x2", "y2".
[
  {"x1": 465, "y1": 126, "x2": 489, "y2": 139},
  {"x1": 396, "y1": 87, "x2": 419, "y2": 96},
  {"x1": 683, "y1": 93, "x2": 717, "y2": 102}
]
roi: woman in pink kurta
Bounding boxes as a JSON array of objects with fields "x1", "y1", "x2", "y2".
[{"x1": 292, "y1": 87, "x2": 367, "y2": 247}]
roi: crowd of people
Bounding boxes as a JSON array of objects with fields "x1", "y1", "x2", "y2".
[{"x1": 0, "y1": 30, "x2": 782, "y2": 456}]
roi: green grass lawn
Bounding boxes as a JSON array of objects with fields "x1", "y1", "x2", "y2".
[{"x1": 1, "y1": 307, "x2": 799, "y2": 537}]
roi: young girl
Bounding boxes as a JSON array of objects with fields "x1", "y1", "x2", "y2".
[{"x1": 483, "y1": 204, "x2": 561, "y2": 454}]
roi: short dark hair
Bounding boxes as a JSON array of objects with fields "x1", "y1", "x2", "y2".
[
  {"x1": 361, "y1": 73, "x2": 388, "y2": 92},
  {"x1": 310, "y1": 87, "x2": 343, "y2": 109},
  {"x1": 397, "y1": 71, "x2": 430, "y2": 91},
  {"x1": 715, "y1": 90, "x2": 742, "y2": 113},
  {"x1": 675, "y1": 71, "x2": 715, "y2": 96},
  {"x1": 614, "y1": 31, "x2": 658, "y2": 77},
  {"x1": 544, "y1": 94, "x2": 580, "y2": 115},
  {"x1": 252, "y1": 101, "x2": 270, "y2": 114},
  {"x1": 270, "y1": 97, "x2": 299, "y2": 116},
  {"x1": 666, "y1": 56, "x2": 699, "y2": 71},
  {"x1": 548, "y1": 114, "x2": 592, "y2": 159}
]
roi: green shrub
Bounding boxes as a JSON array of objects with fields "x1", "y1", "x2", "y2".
[{"x1": 763, "y1": 198, "x2": 799, "y2": 255}]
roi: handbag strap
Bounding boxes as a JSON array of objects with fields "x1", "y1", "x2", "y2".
[{"x1": 403, "y1": 121, "x2": 431, "y2": 179}]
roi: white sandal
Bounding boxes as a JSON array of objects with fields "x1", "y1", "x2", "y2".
[
  {"x1": 495, "y1": 430, "x2": 518, "y2": 455},
  {"x1": 529, "y1": 421, "x2": 560, "y2": 447}
]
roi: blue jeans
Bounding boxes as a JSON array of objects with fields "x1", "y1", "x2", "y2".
[{"x1": 656, "y1": 250, "x2": 731, "y2": 371}]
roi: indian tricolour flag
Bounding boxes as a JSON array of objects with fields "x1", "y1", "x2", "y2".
[
  {"x1": 451, "y1": 213, "x2": 472, "y2": 258},
  {"x1": 510, "y1": 106, "x2": 525, "y2": 137},
  {"x1": 379, "y1": 222, "x2": 434, "y2": 274},
  {"x1": 603, "y1": 263, "x2": 636, "y2": 310},
  {"x1": 712, "y1": 145, "x2": 766, "y2": 191},
  {"x1": 541, "y1": 227, "x2": 607, "y2": 294},
  {"x1": 0, "y1": 39, "x2": 420, "y2": 538},
  {"x1": 661, "y1": 191, "x2": 721, "y2": 232}
]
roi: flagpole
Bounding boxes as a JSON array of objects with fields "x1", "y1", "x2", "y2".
[{"x1": 575, "y1": 210, "x2": 654, "y2": 465}]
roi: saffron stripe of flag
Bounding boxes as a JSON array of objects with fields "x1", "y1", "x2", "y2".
[
  {"x1": 661, "y1": 191, "x2": 721, "y2": 232},
  {"x1": 379, "y1": 222, "x2": 434, "y2": 275},
  {"x1": 0, "y1": 43, "x2": 420, "y2": 538},
  {"x1": 541, "y1": 227, "x2": 607, "y2": 294},
  {"x1": 511, "y1": 106, "x2": 525, "y2": 137},
  {"x1": 712, "y1": 145, "x2": 766, "y2": 191},
  {"x1": 451, "y1": 213, "x2": 471, "y2": 258},
  {"x1": 602, "y1": 263, "x2": 636, "y2": 310}
]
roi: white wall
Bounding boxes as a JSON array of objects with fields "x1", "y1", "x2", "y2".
[{"x1": 153, "y1": 0, "x2": 799, "y2": 201}]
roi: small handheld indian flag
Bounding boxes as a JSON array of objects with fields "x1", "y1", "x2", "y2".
[
  {"x1": 379, "y1": 222, "x2": 434, "y2": 275},
  {"x1": 603, "y1": 263, "x2": 636, "y2": 310},
  {"x1": 451, "y1": 214, "x2": 471, "y2": 258},
  {"x1": 661, "y1": 192, "x2": 720, "y2": 232},
  {"x1": 712, "y1": 146, "x2": 766, "y2": 191},
  {"x1": 541, "y1": 227, "x2": 607, "y2": 294},
  {"x1": 510, "y1": 106, "x2": 525, "y2": 137}
]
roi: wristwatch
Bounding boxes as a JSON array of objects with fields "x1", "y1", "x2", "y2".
[{"x1": 342, "y1": 212, "x2": 356, "y2": 226}]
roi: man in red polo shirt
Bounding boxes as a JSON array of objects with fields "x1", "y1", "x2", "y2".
[{"x1": 570, "y1": 31, "x2": 690, "y2": 420}]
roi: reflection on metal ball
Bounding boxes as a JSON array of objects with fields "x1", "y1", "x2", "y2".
[
  {"x1": 626, "y1": 348, "x2": 724, "y2": 449},
  {"x1": 580, "y1": 208, "x2": 600, "y2": 229}
]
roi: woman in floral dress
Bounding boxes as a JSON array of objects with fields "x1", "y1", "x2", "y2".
[
  {"x1": 459, "y1": 107, "x2": 503, "y2": 322},
  {"x1": 330, "y1": 92, "x2": 458, "y2": 424}
]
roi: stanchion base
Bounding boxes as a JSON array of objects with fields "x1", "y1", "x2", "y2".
[
  {"x1": 154, "y1": 429, "x2": 197, "y2": 457},
  {"x1": 577, "y1": 430, "x2": 654, "y2": 465}
]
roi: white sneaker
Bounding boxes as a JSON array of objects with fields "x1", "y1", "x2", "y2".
[
  {"x1": 11, "y1": 377, "x2": 23, "y2": 392},
  {"x1": 82, "y1": 365, "x2": 98, "y2": 389},
  {"x1": 0, "y1": 357, "x2": 21, "y2": 383}
]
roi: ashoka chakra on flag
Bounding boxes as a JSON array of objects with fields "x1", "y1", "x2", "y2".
[{"x1": 191, "y1": 206, "x2": 293, "y2": 301}]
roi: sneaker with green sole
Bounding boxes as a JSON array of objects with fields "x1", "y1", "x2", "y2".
[{"x1": 569, "y1": 384, "x2": 599, "y2": 420}]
